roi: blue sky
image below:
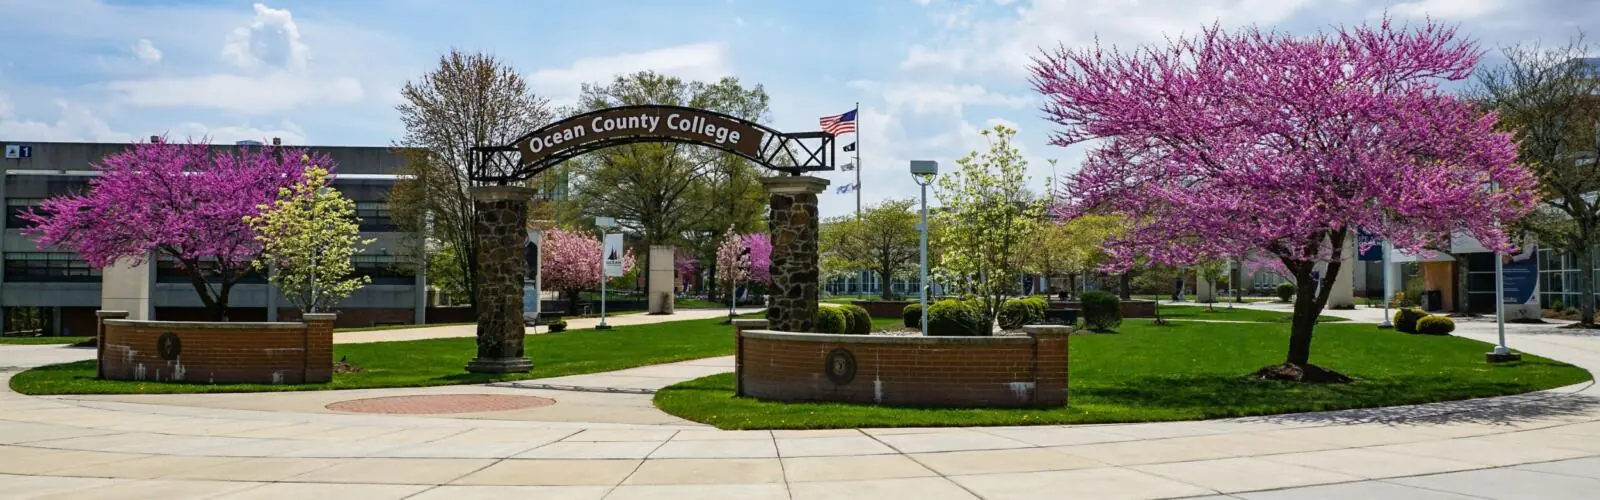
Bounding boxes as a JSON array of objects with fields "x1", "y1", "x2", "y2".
[{"x1": 0, "y1": 0, "x2": 1595, "y2": 218}]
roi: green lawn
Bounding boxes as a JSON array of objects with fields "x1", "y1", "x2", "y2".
[
  {"x1": 654, "y1": 320, "x2": 1591, "y2": 429},
  {"x1": 0, "y1": 336, "x2": 92, "y2": 345},
  {"x1": 11, "y1": 316, "x2": 748, "y2": 395},
  {"x1": 1153, "y1": 305, "x2": 1346, "y2": 323}
]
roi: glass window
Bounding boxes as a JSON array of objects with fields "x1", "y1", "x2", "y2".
[
  {"x1": 353, "y1": 254, "x2": 415, "y2": 285},
  {"x1": 355, "y1": 201, "x2": 396, "y2": 231},
  {"x1": 156, "y1": 255, "x2": 265, "y2": 284},
  {"x1": 6, "y1": 198, "x2": 42, "y2": 229},
  {"x1": 3, "y1": 252, "x2": 100, "y2": 282}
]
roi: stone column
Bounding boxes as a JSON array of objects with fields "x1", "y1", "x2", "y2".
[
  {"x1": 648, "y1": 245, "x2": 677, "y2": 314},
  {"x1": 301, "y1": 313, "x2": 336, "y2": 383},
  {"x1": 1329, "y1": 232, "x2": 1355, "y2": 308},
  {"x1": 1196, "y1": 274, "x2": 1216, "y2": 303},
  {"x1": 466, "y1": 186, "x2": 535, "y2": 374},
  {"x1": 760, "y1": 176, "x2": 829, "y2": 332}
]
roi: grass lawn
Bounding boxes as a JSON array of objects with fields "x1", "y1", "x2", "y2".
[
  {"x1": 0, "y1": 336, "x2": 92, "y2": 345},
  {"x1": 333, "y1": 322, "x2": 473, "y2": 333},
  {"x1": 11, "y1": 316, "x2": 749, "y2": 396},
  {"x1": 1153, "y1": 305, "x2": 1346, "y2": 323},
  {"x1": 654, "y1": 320, "x2": 1592, "y2": 429}
]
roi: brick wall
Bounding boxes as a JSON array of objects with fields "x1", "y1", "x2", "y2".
[
  {"x1": 737, "y1": 326, "x2": 1070, "y2": 407},
  {"x1": 98, "y1": 315, "x2": 334, "y2": 385}
]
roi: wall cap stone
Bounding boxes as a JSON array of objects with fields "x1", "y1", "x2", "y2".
[
  {"x1": 470, "y1": 185, "x2": 537, "y2": 202},
  {"x1": 759, "y1": 175, "x2": 830, "y2": 195},
  {"x1": 103, "y1": 319, "x2": 305, "y2": 330},
  {"x1": 1023, "y1": 325, "x2": 1074, "y2": 336},
  {"x1": 742, "y1": 330, "x2": 1034, "y2": 345},
  {"x1": 95, "y1": 310, "x2": 130, "y2": 318},
  {"x1": 731, "y1": 319, "x2": 770, "y2": 329},
  {"x1": 301, "y1": 313, "x2": 338, "y2": 321}
]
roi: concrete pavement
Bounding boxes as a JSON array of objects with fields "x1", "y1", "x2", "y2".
[{"x1": 3, "y1": 305, "x2": 1600, "y2": 498}]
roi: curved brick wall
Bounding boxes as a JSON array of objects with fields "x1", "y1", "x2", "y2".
[
  {"x1": 98, "y1": 315, "x2": 334, "y2": 385},
  {"x1": 735, "y1": 328, "x2": 1069, "y2": 407}
]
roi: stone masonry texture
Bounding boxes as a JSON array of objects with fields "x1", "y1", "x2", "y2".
[{"x1": 470, "y1": 186, "x2": 534, "y2": 370}]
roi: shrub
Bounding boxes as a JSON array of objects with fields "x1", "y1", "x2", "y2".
[
  {"x1": 927, "y1": 299, "x2": 985, "y2": 336},
  {"x1": 1080, "y1": 291, "x2": 1122, "y2": 331},
  {"x1": 548, "y1": 318, "x2": 567, "y2": 332},
  {"x1": 1416, "y1": 315, "x2": 1455, "y2": 335},
  {"x1": 813, "y1": 307, "x2": 848, "y2": 334},
  {"x1": 903, "y1": 303, "x2": 923, "y2": 328},
  {"x1": 1275, "y1": 282, "x2": 1295, "y2": 302},
  {"x1": 840, "y1": 304, "x2": 872, "y2": 335},
  {"x1": 999, "y1": 298, "x2": 1046, "y2": 330},
  {"x1": 1393, "y1": 308, "x2": 1427, "y2": 334}
]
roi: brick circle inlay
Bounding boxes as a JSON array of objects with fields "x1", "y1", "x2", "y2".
[{"x1": 326, "y1": 394, "x2": 555, "y2": 414}]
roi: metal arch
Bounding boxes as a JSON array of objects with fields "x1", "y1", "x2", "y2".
[{"x1": 469, "y1": 105, "x2": 836, "y2": 184}]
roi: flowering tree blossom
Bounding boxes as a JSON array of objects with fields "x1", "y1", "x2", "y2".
[
  {"x1": 245, "y1": 164, "x2": 374, "y2": 313},
  {"x1": 1032, "y1": 19, "x2": 1539, "y2": 380},
  {"x1": 742, "y1": 232, "x2": 772, "y2": 284},
  {"x1": 541, "y1": 228, "x2": 635, "y2": 314},
  {"x1": 715, "y1": 227, "x2": 749, "y2": 293},
  {"x1": 22, "y1": 137, "x2": 314, "y2": 320},
  {"x1": 675, "y1": 255, "x2": 699, "y2": 292}
]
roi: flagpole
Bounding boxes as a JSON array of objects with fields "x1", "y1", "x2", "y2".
[{"x1": 854, "y1": 102, "x2": 861, "y2": 219}]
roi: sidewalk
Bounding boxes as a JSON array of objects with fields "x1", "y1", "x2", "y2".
[{"x1": 335, "y1": 308, "x2": 763, "y2": 344}]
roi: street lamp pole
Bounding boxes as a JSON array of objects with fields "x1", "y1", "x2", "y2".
[
  {"x1": 910, "y1": 161, "x2": 939, "y2": 336},
  {"x1": 596, "y1": 217, "x2": 618, "y2": 330}
]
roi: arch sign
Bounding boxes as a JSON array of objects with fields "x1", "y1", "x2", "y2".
[{"x1": 472, "y1": 104, "x2": 835, "y2": 183}]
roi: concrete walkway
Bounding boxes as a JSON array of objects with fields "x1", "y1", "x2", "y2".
[
  {"x1": 4, "y1": 307, "x2": 1600, "y2": 498},
  {"x1": 335, "y1": 308, "x2": 761, "y2": 344}
]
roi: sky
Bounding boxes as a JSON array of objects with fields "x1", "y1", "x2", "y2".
[{"x1": 0, "y1": 0, "x2": 1596, "y2": 219}]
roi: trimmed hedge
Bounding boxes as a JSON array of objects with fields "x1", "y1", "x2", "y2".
[
  {"x1": 839, "y1": 304, "x2": 872, "y2": 335},
  {"x1": 1416, "y1": 315, "x2": 1456, "y2": 335},
  {"x1": 1081, "y1": 291, "x2": 1122, "y2": 331},
  {"x1": 814, "y1": 307, "x2": 848, "y2": 334},
  {"x1": 903, "y1": 303, "x2": 923, "y2": 328},
  {"x1": 1394, "y1": 308, "x2": 1427, "y2": 334},
  {"x1": 927, "y1": 299, "x2": 986, "y2": 336},
  {"x1": 999, "y1": 297, "x2": 1046, "y2": 330},
  {"x1": 1276, "y1": 282, "x2": 1296, "y2": 302}
]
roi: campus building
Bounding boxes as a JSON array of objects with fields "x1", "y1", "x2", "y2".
[{"x1": 0, "y1": 139, "x2": 429, "y2": 334}]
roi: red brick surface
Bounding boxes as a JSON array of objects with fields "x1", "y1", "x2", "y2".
[
  {"x1": 738, "y1": 332, "x2": 1069, "y2": 407},
  {"x1": 99, "y1": 318, "x2": 333, "y2": 385}
]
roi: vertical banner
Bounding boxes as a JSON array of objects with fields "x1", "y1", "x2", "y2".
[
  {"x1": 603, "y1": 233, "x2": 625, "y2": 277},
  {"x1": 523, "y1": 230, "x2": 543, "y2": 321},
  {"x1": 1357, "y1": 231, "x2": 1384, "y2": 261},
  {"x1": 1502, "y1": 244, "x2": 1539, "y2": 305}
]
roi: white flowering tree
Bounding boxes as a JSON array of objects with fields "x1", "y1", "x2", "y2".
[{"x1": 246, "y1": 164, "x2": 374, "y2": 313}]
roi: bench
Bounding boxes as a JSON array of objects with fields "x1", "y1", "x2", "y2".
[{"x1": 1044, "y1": 308, "x2": 1079, "y2": 326}]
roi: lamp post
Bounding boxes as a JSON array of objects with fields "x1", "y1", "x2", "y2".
[
  {"x1": 1379, "y1": 231, "x2": 1393, "y2": 329},
  {"x1": 910, "y1": 160, "x2": 939, "y2": 337},
  {"x1": 1486, "y1": 181, "x2": 1520, "y2": 363},
  {"x1": 596, "y1": 216, "x2": 618, "y2": 330}
]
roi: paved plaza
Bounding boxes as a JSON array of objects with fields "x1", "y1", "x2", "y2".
[{"x1": 3, "y1": 305, "x2": 1600, "y2": 499}]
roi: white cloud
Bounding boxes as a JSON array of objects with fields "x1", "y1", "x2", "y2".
[
  {"x1": 849, "y1": 81, "x2": 1031, "y2": 116},
  {"x1": 166, "y1": 120, "x2": 307, "y2": 145},
  {"x1": 132, "y1": 38, "x2": 162, "y2": 63},
  {"x1": 1386, "y1": 0, "x2": 1504, "y2": 19},
  {"x1": 104, "y1": 73, "x2": 362, "y2": 114},
  {"x1": 0, "y1": 95, "x2": 135, "y2": 143},
  {"x1": 221, "y1": 3, "x2": 311, "y2": 71},
  {"x1": 901, "y1": 45, "x2": 963, "y2": 71},
  {"x1": 528, "y1": 43, "x2": 731, "y2": 103}
]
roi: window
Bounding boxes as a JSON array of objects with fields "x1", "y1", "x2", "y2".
[
  {"x1": 355, "y1": 201, "x2": 396, "y2": 231},
  {"x1": 1536, "y1": 246, "x2": 1600, "y2": 309},
  {"x1": 6, "y1": 198, "x2": 42, "y2": 229},
  {"x1": 353, "y1": 254, "x2": 415, "y2": 285},
  {"x1": 156, "y1": 256, "x2": 265, "y2": 284},
  {"x1": 4, "y1": 252, "x2": 99, "y2": 282}
]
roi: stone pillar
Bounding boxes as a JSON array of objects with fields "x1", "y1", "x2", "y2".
[
  {"x1": 731, "y1": 318, "x2": 769, "y2": 397},
  {"x1": 301, "y1": 313, "x2": 336, "y2": 383},
  {"x1": 1196, "y1": 274, "x2": 1217, "y2": 303},
  {"x1": 648, "y1": 245, "x2": 676, "y2": 314},
  {"x1": 100, "y1": 254, "x2": 154, "y2": 320},
  {"x1": 94, "y1": 310, "x2": 128, "y2": 379},
  {"x1": 466, "y1": 186, "x2": 535, "y2": 374},
  {"x1": 760, "y1": 176, "x2": 829, "y2": 332},
  {"x1": 1329, "y1": 233, "x2": 1355, "y2": 308}
]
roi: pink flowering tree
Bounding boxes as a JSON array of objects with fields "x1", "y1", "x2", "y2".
[
  {"x1": 541, "y1": 228, "x2": 636, "y2": 315},
  {"x1": 22, "y1": 137, "x2": 317, "y2": 321},
  {"x1": 1032, "y1": 19, "x2": 1539, "y2": 381},
  {"x1": 675, "y1": 255, "x2": 699, "y2": 292},
  {"x1": 742, "y1": 232, "x2": 772, "y2": 284},
  {"x1": 715, "y1": 228, "x2": 749, "y2": 299}
]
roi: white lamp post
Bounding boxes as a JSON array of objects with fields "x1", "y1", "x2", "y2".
[
  {"x1": 596, "y1": 216, "x2": 618, "y2": 330},
  {"x1": 911, "y1": 160, "x2": 939, "y2": 336}
]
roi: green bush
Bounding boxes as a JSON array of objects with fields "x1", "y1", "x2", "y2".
[
  {"x1": 1393, "y1": 308, "x2": 1428, "y2": 334},
  {"x1": 1275, "y1": 282, "x2": 1296, "y2": 302},
  {"x1": 1416, "y1": 315, "x2": 1456, "y2": 335},
  {"x1": 1080, "y1": 291, "x2": 1122, "y2": 331},
  {"x1": 902, "y1": 303, "x2": 923, "y2": 328},
  {"x1": 813, "y1": 307, "x2": 848, "y2": 334},
  {"x1": 927, "y1": 299, "x2": 985, "y2": 336},
  {"x1": 999, "y1": 298, "x2": 1046, "y2": 330},
  {"x1": 840, "y1": 304, "x2": 872, "y2": 335}
]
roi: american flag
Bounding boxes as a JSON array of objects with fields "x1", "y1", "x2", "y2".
[{"x1": 819, "y1": 110, "x2": 857, "y2": 136}]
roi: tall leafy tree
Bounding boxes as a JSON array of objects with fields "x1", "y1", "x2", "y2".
[
  {"x1": 1473, "y1": 37, "x2": 1600, "y2": 326},
  {"x1": 392, "y1": 50, "x2": 554, "y2": 311},
  {"x1": 820, "y1": 199, "x2": 922, "y2": 300},
  {"x1": 935, "y1": 125, "x2": 1043, "y2": 330},
  {"x1": 23, "y1": 138, "x2": 313, "y2": 321},
  {"x1": 1033, "y1": 19, "x2": 1538, "y2": 381},
  {"x1": 1024, "y1": 215, "x2": 1121, "y2": 295},
  {"x1": 246, "y1": 164, "x2": 375, "y2": 313}
]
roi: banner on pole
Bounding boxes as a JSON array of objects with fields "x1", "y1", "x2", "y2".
[
  {"x1": 1502, "y1": 244, "x2": 1539, "y2": 305},
  {"x1": 603, "y1": 233, "x2": 625, "y2": 277}
]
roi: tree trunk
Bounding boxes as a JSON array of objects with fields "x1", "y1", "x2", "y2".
[
  {"x1": 1286, "y1": 266, "x2": 1319, "y2": 366},
  {"x1": 185, "y1": 272, "x2": 227, "y2": 321},
  {"x1": 1120, "y1": 273, "x2": 1132, "y2": 300},
  {"x1": 1576, "y1": 240, "x2": 1596, "y2": 327}
]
